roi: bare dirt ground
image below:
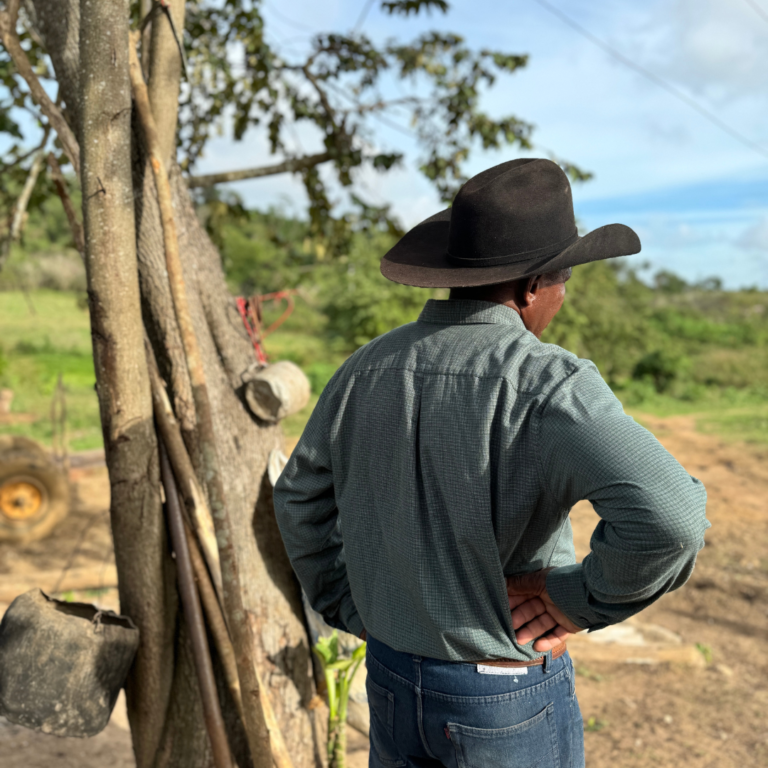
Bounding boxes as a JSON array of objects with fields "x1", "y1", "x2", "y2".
[
  {"x1": 0, "y1": 415, "x2": 766, "y2": 767},
  {"x1": 569, "y1": 414, "x2": 768, "y2": 768}
]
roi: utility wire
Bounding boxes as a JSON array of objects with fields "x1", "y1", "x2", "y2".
[
  {"x1": 262, "y1": 1, "x2": 315, "y2": 32},
  {"x1": 743, "y1": 0, "x2": 768, "y2": 25},
  {"x1": 354, "y1": 0, "x2": 377, "y2": 32},
  {"x1": 531, "y1": 0, "x2": 768, "y2": 162}
]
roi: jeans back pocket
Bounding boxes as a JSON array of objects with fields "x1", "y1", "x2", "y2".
[
  {"x1": 367, "y1": 676, "x2": 406, "y2": 767},
  {"x1": 448, "y1": 702, "x2": 561, "y2": 768}
]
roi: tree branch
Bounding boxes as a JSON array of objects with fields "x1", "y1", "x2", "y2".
[
  {"x1": 0, "y1": 124, "x2": 49, "y2": 269},
  {"x1": 46, "y1": 151, "x2": 84, "y2": 258},
  {"x1": 9, "y1": 145, "x2": 44, "y2": 238},
  {"x1": 0, "y1": 4, "x2": 80, "y2": 176},
  {"x1": 186, "y1": 151, "x2": 332, "y2": 188}
]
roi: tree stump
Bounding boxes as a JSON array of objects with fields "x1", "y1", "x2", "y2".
[{"x1": 243, "y1": 361, "x2": 311, "y2": 423}]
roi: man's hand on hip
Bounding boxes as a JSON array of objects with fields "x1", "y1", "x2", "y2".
[{"x1": 506, "y1": 568, "x2": 583, "y2": 652}]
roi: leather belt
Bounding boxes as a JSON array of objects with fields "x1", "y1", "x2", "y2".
[{"x1": 472, "y1": 641, "x2": 567, "y2": 668}]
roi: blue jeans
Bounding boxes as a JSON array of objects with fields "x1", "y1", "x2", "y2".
[{"x1": 365, "y1": 635, "x2": 584, "y2": 768}]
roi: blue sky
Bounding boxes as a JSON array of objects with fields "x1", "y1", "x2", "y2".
[{"x1": 193, "y1": 0, "x2": 768, "y2": 288}]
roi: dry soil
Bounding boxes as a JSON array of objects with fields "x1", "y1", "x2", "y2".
[{"x1": 0, "y1": 414, "x2": 766, "y2": 767}]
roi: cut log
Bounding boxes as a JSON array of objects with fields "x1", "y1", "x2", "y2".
[{"x1": 243, "y1": 361, "x2": 311, "y2": 423}]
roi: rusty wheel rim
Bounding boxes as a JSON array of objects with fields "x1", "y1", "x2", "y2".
[{"x1": 0, "y1": 477, "x2": 46, "y2": 522}]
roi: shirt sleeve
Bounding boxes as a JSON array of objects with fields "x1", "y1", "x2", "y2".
[
  {"x1": 272, "y1": 385, "x2": 365, "y2": 639},
  {"x1": 537, "y1": 362, "x2": 710, "y2": 631}
]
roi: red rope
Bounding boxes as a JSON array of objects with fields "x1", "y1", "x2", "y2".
[{"x1": 235, "y1": 290, "x2": 298, "y2": 364}]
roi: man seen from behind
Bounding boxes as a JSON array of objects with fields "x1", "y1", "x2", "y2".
[{"x1": 274, "y1": 159, "x2": 710, "y2": 768}]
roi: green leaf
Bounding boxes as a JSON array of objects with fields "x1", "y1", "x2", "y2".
[
  {"x1": 383, "y1": 0, "x2": 450, "y2": 16},
  {"x1": 351, "y1": 642, "x2": 367, "y2": 662}
]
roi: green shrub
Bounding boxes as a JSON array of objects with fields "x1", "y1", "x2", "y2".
[
  {"x1": 543, "y1": 261, "x2": 660, "y2": 384},
  {"x1": 632, "y1": 350, "x2": 690, "y2": 393},
  {"x1": 305, "y1": 362, "x2": 338, "y2": 394},
  {"x1": 319, "y1": 231, "x2": 438, "y2": 350}
]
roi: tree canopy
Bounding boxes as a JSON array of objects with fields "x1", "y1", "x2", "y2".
[{"x1": 0, "y1": 0, "x2": 589, "y2": 264}]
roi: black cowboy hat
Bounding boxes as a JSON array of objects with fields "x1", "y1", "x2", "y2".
[{"x1": 380, "y1": 158, "x2": 641, "y2": 288}]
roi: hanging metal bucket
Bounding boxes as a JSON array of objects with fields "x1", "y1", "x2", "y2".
[{"x1": 0, "y1": 589, "x2": 139, "y2": 737}]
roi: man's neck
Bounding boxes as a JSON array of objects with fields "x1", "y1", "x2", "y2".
[{"x1": 448, "y1": 287, "x2": 522, "y2": 316}]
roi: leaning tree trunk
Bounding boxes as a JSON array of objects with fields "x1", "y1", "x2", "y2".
[
  {"x1": 30, "y1": 1, "x2": 327, "y2": 766},
  {"x1": 78, "y1": 1, "x2": 177, "y2": 764}
]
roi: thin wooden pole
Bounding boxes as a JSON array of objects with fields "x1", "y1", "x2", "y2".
[
  {"x1": 146, "y1": 343, "x2": 223, "y2": 599},
  {"x1": 159, "y1": 441, "x2": 234, "y2": 768},
  {"x1": 127, "y1": 34, "x2": 272, "y2": 766},
  {"x1": 186, "y1": 526, "x2": 295, "y2": 768}
]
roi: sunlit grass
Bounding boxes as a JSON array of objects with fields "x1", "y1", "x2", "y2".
[
  {"x1": 1, "y1": 290, "x2": 765, "y2": 452},
  {"x1": 0, "y1": 292, "x2": 101, "y2": 450},
  {"x1": 696, "y1": 406, "x2": 768, "y2": 446}
]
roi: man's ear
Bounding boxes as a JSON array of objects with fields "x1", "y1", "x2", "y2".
[{"x1": 519, "y1": 275, "x2": 541, "y2": 308}]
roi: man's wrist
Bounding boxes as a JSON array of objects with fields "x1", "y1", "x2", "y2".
[{"x1": 545, "y1": 564, "x2": 593, "y2": 631}]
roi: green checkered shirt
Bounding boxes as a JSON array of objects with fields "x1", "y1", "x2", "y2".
[{"x1": 274, "y1": 300, "x2": 709, "y2": 661}]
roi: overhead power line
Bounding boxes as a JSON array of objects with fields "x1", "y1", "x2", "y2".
[
  {"x1": 262, "y1": 1, "x2": 315, "y2": 32},
  {"x1": 531, "y1": 0, "x2": 768, "y2": 163},
  {"x1": 743, "y1": 0, "x2": 768, "y2": 24},
  {"x1": 354, "y1": 0, "x2": 378, "y2": 31}
]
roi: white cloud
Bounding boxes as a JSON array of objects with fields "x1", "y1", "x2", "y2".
[
  {"x1": 633, "y1": 0, "x2": 768, "y2": 103},
  {"x1": 736, "y1": 216, "x2": 768, "y2": 250}
]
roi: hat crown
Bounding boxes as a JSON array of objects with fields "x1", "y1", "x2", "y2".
[{"x1": 447, "y1": 158, "x2": 577, "y2": 267}]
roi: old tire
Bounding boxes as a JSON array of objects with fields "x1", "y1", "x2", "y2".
[{"x1": 0, "y1": 436, "x2": 70, "y2": 543}]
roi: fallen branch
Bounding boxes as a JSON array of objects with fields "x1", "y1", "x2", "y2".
[
  {"x1": 0, "y1": 1, "x2": 80, "y2": 176},
  {"x1": 186, "y1": 152, "x2": 332, "y2": 188},
  {"x1": 128, "y1": 32, "x2": 272, "y2": 766}
]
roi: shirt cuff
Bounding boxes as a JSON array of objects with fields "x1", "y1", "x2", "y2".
[
  {"x1": 330, "y1": 591, "x2": 365, "y2": 637},
  {"x1": 546, "y1": 564, "x2": 608, "y2": 632},
  {"x1": 337, "y1": 592, "x2": 365, "y2": 639}
]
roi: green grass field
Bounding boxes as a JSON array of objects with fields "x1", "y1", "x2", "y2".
[{"x1": 1, "y1": 290, "x2": 766, "y2": 451}]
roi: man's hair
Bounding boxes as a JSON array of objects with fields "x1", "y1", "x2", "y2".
[{"x1": 537, "y1": 267, "x2": 572, "y2": 287}]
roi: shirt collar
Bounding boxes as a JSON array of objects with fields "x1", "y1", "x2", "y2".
[{"x1": 418, "y1": 299, "x2": 526, "y2": 328}]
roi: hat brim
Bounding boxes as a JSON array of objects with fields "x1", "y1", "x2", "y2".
[{"x1": 380, "y1": 209, "x2": 641, "y2": 289}]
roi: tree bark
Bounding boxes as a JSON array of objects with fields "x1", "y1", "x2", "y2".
[
  {"x1": 26, "y1": 0, "x2": 82, "y2": 137},
  {"x1": 78, "y1": 2, "x2": 176, "y2": 767},
  {"x1": 34, "y1": 1, "x2": 326, "y2": 766}
]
